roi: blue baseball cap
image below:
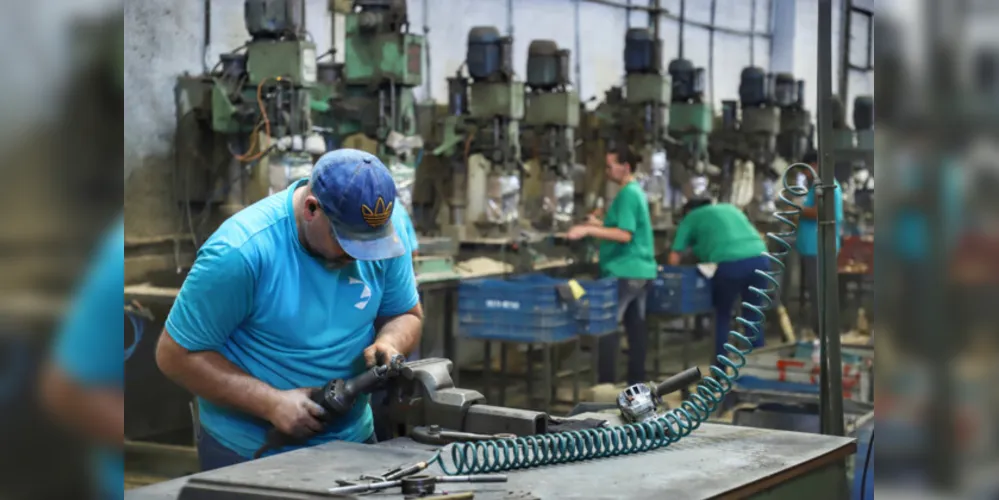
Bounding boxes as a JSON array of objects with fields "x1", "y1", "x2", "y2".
[{"x1": 310, "y1": 149, "x2": 405, "y2": 261}]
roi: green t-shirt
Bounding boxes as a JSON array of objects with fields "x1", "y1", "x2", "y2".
[
  {"x1": 599, "y1": 181, "x2": 657, "y2": 279},
  {"x1": 671, "y1": 203, "x2": 766, "y2": 263}
]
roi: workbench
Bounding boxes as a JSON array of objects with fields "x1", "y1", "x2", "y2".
[{"x1": 124, "y1": 423, "x2": 855, "y2": 500}]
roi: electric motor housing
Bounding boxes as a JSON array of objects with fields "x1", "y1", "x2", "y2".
[
  {"x1": 853, "y1": 95, "x2": 874, "y2": 130},
  {"x1": 624, "y1": 28, "x2": 661, "y2": 74},
  {"x1": 668, "y1": 58, "x2": 705, "y2": 103},
  {"x1": 467, "y1": 26, "x2": 513, "y2": 82},
  {"x1": 739, "y1": 66, "x2": 769, "y2": 107},
  {"x1": 245, "y1": 0, "x2": 304, "y2": 39},
  {"x1": 774, "y1": 73, "x2": 798, "y2": 108},
  {"x1": 527, "y1": 40, "x2": 562, "y2": 90}
]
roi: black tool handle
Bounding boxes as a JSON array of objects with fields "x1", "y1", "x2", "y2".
[{"x1": 654, "y1": 367, "x2": 702, "y2": 397}]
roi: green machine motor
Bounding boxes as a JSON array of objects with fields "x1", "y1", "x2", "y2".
[
  {"x1": 667, "y1": 58, "x2": 712, "y2": 173},
  {"x1": 208, "y1": 0, "x2": 317, "y2": 137},
  {"x1": 342, "y1": 0, "x2": 422, "y2": 87},
  {"x1": 522, "y1": 40, "x2": 578, "y2": 232},
  {"x1": 316, "y1": 0, "x2": 425, "y2": 168}
]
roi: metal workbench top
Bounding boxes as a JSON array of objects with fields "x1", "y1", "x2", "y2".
[{"x1": 125, "y1": 423, "x2": 855, "y2": 500}]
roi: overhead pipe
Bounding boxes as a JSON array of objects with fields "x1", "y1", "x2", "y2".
[
  {"x1": 202, "y1": 0, "x2": 211, "y2": 73},
  {"x1": 574, "y1": 0, "x2": 583, "y2": 96},
  {"x1": 677, "y1": 0, "x2": 685, "y2": 59},
  {"x1": 749, "y1": 0, "x2": 756, "y2": 65},
  {"x1": 708, "y1": 0, "x2": 716, "y2": 105},
  {"x1": 423, "y1": 0, "x2": 432, "y2": 99},
  {"x1": 506, "y1": 0, "x2": 514, "y2": 37}
]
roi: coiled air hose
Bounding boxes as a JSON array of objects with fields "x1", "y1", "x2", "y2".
[{"x1": 431, "y1": 163, "x2": 816, "y2": 476}]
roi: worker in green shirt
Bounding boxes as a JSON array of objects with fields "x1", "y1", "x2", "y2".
[
  {"x1": 567, "y1": 147, "x2": 657, "y2": 384},
  {"x1": 668, "y1": 199, "x2": 769, "y2": 367}
]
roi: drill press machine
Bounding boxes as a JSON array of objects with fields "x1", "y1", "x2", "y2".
[
  {"x1": 598, "y1": 28, "x2": 672, "y2": 227},
  {"x1": 174, "y1": 0, "x2": 321, "y2": 216},
  {"x1": 426, "y1": 26, "x2": 526, "y2": 244},
  {"x1": 775, "y1": 73, "x2": 812, "y2": 166},
  {"x1": 665, "y1": 58, "x2": 713, "y2": 200},
  {"x1": 521, "y1": 40, "x2": 579, "y2": 234},
  {"x1": 709, "y1": 67, "x2": 782, "y2": 219},
  {"x1": 316, "y1": 0, "x2": 425, "y2": 178}
]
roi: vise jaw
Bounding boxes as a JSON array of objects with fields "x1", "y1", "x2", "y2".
[
  {"x1": 387, "y1": 358, "x2": 487, "y2": 432},
  {"x1": 386, "y1": 358, "x2": 548, "y2": 437}
]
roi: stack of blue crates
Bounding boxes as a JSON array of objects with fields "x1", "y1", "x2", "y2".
[
  {"x1": 505, "y1": 274, "x2": 620, "y2": 335},
  {"x1": 646, "y1": 265, "x2": 713, "y2": 315},
  {"x1": 574, "y1": 278, "x2": 618, "y2": 335},
  {"x1": 457, "y1": 277, "x2": 576, "y2": 343},
  {"x1": 457, "y1": 275, "x2": 620, "y2": 343}
]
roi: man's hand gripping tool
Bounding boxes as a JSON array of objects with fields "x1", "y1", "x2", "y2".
[{"x1": 253, "y1": 354, "x2": 405, "y2": 459}]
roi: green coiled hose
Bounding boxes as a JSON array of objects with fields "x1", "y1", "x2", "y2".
[{"x1": 432, "y1": 163, "x2": 816, "y2": 475}]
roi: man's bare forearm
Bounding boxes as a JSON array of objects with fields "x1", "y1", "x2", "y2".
[
  {"x1": 156, "y1": 331, "x2": 279, "y2": 422},
  {"x1": 589, "y1": 226, "x2": 632, "y2": 243},
  {"x1": 375, "y1": 307, "x2": 424, "y2": 355},
  {"x1": 41, "y1": 366, "x2": 124, "y2": 448}
]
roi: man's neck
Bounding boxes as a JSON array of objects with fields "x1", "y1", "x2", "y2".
[
  {"x1": 620, "y1": 174, "x2": 635, "y2": 185},
  {"x1": 291, "y1": 183, "x2": 308, "y2": 247}
]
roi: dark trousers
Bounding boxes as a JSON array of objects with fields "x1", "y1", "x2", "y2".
[
  {"x1": 711, "y1": 256, "x2": 770, "y2": 366},
  {"x1": 196, "y1": 426, "x2": 376, "y2": 472},
  {"x1": 597, "y1": 279, "x2": 650, "y2": 385}
]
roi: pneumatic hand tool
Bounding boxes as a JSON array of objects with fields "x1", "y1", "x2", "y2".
[
  {"x1": 253, "y1": 353, "x2": 405, "y2": 459},
  {"x1": 616, "y1": 367, "x2": 703, "y2": 424}
]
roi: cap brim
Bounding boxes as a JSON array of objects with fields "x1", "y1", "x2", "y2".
[{"x1": 331, "y1": 221, "x2": 406, "y2": 261}]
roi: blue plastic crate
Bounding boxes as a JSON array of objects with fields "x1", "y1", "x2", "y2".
[
  {"x1": 505, "y1": 275, "x2": 620, "y2": 334},
  {"x1": 647, "y1": 265, "x2": 713, "y2": 315},
  {"x1": 458, "y1": 277, "x2": 577, "y2": 343},
  {"x1": 458, "y1": 317, "x2": 577, "y2": 343}
]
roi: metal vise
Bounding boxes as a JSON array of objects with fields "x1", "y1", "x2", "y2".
[{"x1": 384, "y1": 358, "x2": 549, "y2": 437}]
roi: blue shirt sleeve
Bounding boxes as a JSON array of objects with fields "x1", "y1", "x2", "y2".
[
  {"x1": 53, "y1": 219, "x2": 124, "y2": 387},
  {"x1": 165, "y1": 242, "x2": 255, "y2": 352},
  {"x1": 378, "y1": 255, "x2": 419, "y2": 317},
  {"x1": 835, "y1": 184, "x2": 844, "y2": 225},
  {"x1": 803, "y1": 187, "x2": 816, "y2": 208},
  {"x1": 406, "y1": 218, "x2": 419, "y2": 252}
]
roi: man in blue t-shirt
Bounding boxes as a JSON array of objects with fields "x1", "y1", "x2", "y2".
[
  {"x1": 156, "y1": 149, "x2": 423, "y2": 471},
  {"x1": 42, "y1": 217, "x2": 124, "y2": 500},
  {"x1": 796, "y1": 152, "x2": 844, "y2": 335}
]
